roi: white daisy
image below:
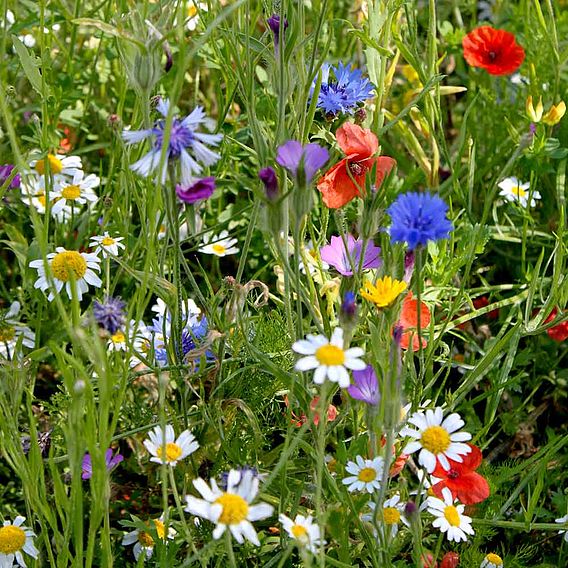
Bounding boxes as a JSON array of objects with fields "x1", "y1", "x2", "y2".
[
  {"x1": 143, "y1": 424, "x2": 199, "y2": 467},
  {"x1": 299, "y1": 240, "x2": 329, "y2": 275},
  {"x1": 480, "y1": 553, "x2": 504, "y2": 568},
  {"x1": 400, "y1": 407, "x2": 472, "y2": 473},
  {"x1": 0, "y1": 515, "x2": 39, "y2": 568},
  {"x1": 199, "y1": 230, "x2": 239, "y2": 257},
  {"x1": 29, "y1": 247, "x2": 102, "y2": 302},
  {"x1": 0, "y1": 302, "x2": 35, "y2": 359},
  {"x1": 151, "y1": 297, "x2": 201, "y2": 318},
  {"x1": 498, "y1": 177, "x2": 541, "y2": 208},
  {"x1": 90, "y1": 232, "x2": 126, "y2": 258},
  {"x1": 30, "y1": 153, "x2": 82, "y2": 179},
  {"x1": 427, "y1": 487, "x2": 474, "y2": 542},
  {"x1": 555, "y1": 513, "x2": 568, "y2": 543},
  {"x1": 362, "y1": 495, "x2": 409, "y2": 539},
  {"x1": 122, "y1": 515, "x2": 176, "y2": 561},
  {"x1": 21, "y1": 177, "x2": 73, "y2": 221},
  {"x1": 279, "y1": 513, "x2": 324, "y2": 554},
  {"x1": 49, "y1": 170, "x2": 99, "y2": 215},
  {"x1": 342, "y1": 455, "x2": 384, "y2": 493},
  {"x1": 129, "y1": 321, "x2": 154, "y2": 368},
  {"x1": 184, "y1": 469, "x2": 274, "y2": 546},
  {"x1": 292, "y1": 327, "x2": 366, "y2": 388},
  {"x1": 185, "y1": 1, "x2": 208, "y2": 31},
  {"x1": 107, "y1": 328, "x2": 127, "y2": 352}
]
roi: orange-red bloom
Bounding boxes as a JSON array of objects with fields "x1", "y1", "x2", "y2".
[
  {"x1": 397, "y1": 292, "x2": 431, "y2": 351},
  {"x1": 317, "y1": 122, "x2": 396, "y2": 209},
  {"x1": 462, "y1": 26, "x2": 525, "y2": 76},
  {"x1": 284, "y1": 395, "x2": 338, "y2": 427},
  {"x1": 545, "y1": 308, "x2": 568, "y2": 342},
  {"x1": 431, "y1": 443, "x2": 490, "y2": 505}
]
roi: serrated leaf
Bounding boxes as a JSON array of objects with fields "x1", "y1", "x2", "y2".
[{"x1": 12, "y1": 35, "x2": 44, "y2": 96}]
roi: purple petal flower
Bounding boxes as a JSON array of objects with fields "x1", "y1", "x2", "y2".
[
  {"x1": 93, "y1": 296, "x2": 126, "y2": 334},
  {"x1": 320, "y1": 235, "x2": 381, "y2": 277},
  {"x1": 347, "y1": 365, "x2": 380, "y2": 406},
  {"x1": 176, "y1": 176, "x2": 216, "y2": 204},
  {"x1": 267, "y1": 14, "x2": 288, "y2": 53},
  {"x1": 0, "y1": 164, "x2": 21, "y2": 189},
  {"x1": 276, "y1": 141, "x2": 329, "y2": 185},
  {"x1": 82, "y1": 448, "x2": 123, "y2": 480},
  {"x1": 259, "y1": 167, "x2": 278, "y2": 200}
]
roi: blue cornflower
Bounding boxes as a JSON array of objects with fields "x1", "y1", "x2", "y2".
[
  {"x1": 386, "y1": 192, "x2": 454, "y2": 250},
  {"x1": 93, "y1": 296, "x2": 126, "y2": 334},
  {"x1": 313, "y1": 62, "x2": 375, "y2": 116},
  {"x1": 122, "y1": 98, "x2": 222, "y2": 185}
]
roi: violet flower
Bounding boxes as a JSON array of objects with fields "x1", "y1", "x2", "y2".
[
  {"x1": 259, "y1": 166, "x2": 279, "y2": 200},
  {"x1": 347, "y1": 365, "x2": 380, "y2": 406},
  {"x1": 0, "y1": 164, "x2": 21, "y2": 189},
  {"x1": 176, "y1": 176, "x2": 215, "y2": 204},
  {"x1": 276, "y1": 140, "x2": 329, "y2": 185},
  {"x1": 82, "y1": 448, "x2": 124, "y2": 479},
  {"x1": 267, "y1": 14, "x2": 288, "y2": 55},
  {"x1": 320, "y1": 235, "x2": 381, "y2": 277}
]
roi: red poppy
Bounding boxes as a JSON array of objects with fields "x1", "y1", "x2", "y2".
[
  {"x1": 397, "y1": 292, "x2": 431, "y2": 351},
  {"x1": 440, "y1": 552, "x2": 460, "y2": 568},
  {"x1": 545, "y1": 308, "x2": 568, "y2": 342},
  {"x1": 431, "y1": 443, "x2": 490, "y2": 505},
  {"x1": 472, "y1": 296, "x2": 499, "y2": 320},
  {"x1": 462, "y1": 26, "x2": 525, "y2": 76},
  {"x1": 317, "y1": 122, "x2": 396, "y2": 209}
]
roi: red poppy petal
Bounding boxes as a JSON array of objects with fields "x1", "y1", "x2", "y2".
[
  {"x1": 336, "y1": 122, "x2": 378, "y2": 160},
  {"x1": 454, "y1": 472, "x2": 490, "y2": 504},
  {"x1": 317, "y1": 160, "x2": 361, "y2": 209},
  {"x1": 370, "y1": 156, "x2": 397, "y2": 188}
]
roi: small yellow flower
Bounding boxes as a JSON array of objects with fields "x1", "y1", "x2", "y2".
[
  {"x1": 542, "y1": 101, "x2": 566, "y2": 126},
  {"x1": 360, "y1": 277, "x2": 407, "y2": 309},
  {"x1": 526, "y1": 95, "x2": 543, "y2": 123}
]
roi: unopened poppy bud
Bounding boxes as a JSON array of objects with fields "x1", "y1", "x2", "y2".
[
  {"x1": 259, "y1": 167, "x2": 279, "y2": 200},
  {"x1": 440, "y1": 552, "x2": 459, "y2": 568},
  {"x1": 420, "y1": 552, "x2": 438, "y2": 568}
]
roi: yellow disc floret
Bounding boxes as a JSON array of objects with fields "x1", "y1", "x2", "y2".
[
  {"x1": 383, "y1": 507, "x2": 401, "y2": 524},
  {"x1": 486, "y1": 553, "x2": 503, "y2": 565},
  {"x1": 421, "y1": 425, "x2": 451, "y2": 454},
  {"x1": 357, "y1": 467, "x2": 377, "y2": 483},
  {"x1": 0, "y1": 525, "x2": 26, "y2": 554},
  {"x1": 157, "y1": 442, "x2": 182, "y2": 463},
  {"x1": 0, "y1": 326, "x2": 16, "y2": 342},
  {"x1": 443, "y1": 505, "x2": 461, "y2": 527},
  {"x1": 111, "y1": 331, "x2": 125, "y2": 344},
  {"x1": 215, "y1": 493, "x2": 249, "y2": 525},
  {"x1": 212, "y1": 244, "x2": 226, "y2": 255},
  {"x1": 102, "y1": 236, "x2": 115, "y2": 246},
  {"x1": 138, "y1": 530, "x2": 154, "y2": 547},
  {"x1": 35, "y1": 154, "x2": 63, "y2": 175},
  {"x1": 512, "y1": 186, "x2": 527, "y2": 198},
  {"x1": 51, "y1": 251, "x2": 87, "y2": 282},
  {"x1": 315, "y1": 344, "x2": 345, "y2": 366},
  {"x1": 61, "y1": 185, "x2": 81, "y2": 200}
]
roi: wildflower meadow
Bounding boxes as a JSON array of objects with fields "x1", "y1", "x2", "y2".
[{"x1": 1, "y1": 1, "x2": 568, "y2": 566}]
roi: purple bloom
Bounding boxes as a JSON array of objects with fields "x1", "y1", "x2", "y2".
[
  {"x1": 176, "y1": 176, "x2": 215, "y2": 204},
  {"x1": 0, "y1": 165, "x2": 21, "y2": 189},
  {"x1": 386, "y1": 192, "x2": 453, "y2": 250},
  {"x1": 320, "y1": 235, "x2": 381, "y2": 277},
  {"x1": 267, "y1": 14, "x2": 288, "y2": 53},
  {"x1": 276, "y1": 141, "x2": 329, "y2": 185},
  {"x1": 259, "y1": 167, "x2": 279, "y2": 200},
  {"x1": 93, "y1": 296, "x2": 126, "y2": 334},
  {"x1": 82, "y1": 448, "x2": 123, "y2": 480},
  {"x1": 347, "y1": 365, "x2": 380, "y2": 406}
]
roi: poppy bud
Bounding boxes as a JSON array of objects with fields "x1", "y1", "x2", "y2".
[
  {"x1": 420, "y1": 552, "x2": 438, "y2": 568},
  {"x1": 440, "y1": 552, "x2": 459, "y2": 568}
]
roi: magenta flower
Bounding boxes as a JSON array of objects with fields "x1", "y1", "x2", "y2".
[
  {"x1": 276, "y1": 141, "x2": 329, "y2": 185},
  {"x1": 176, "y1": 176, "x2": 215, "y2": 204},
  {"x1": 82, "y1": 448, "x2": 124, "y2": 480},
  {"x1": 320, "y1": 235, "x2": 381, "y2": 277},
  {"x1": 347, "y1": 365, "x2": 380, "y2": 406}
]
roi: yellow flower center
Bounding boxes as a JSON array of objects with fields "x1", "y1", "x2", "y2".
[
  {"x1": 291, "y1": 524, "x2": 309, "y2": 541},
  {"x1": 35, "y1": 154, "x2": 63, "y2": 175},
  {"x1": 187, "y1": 5, "x2": 198, "y2": 18},
  {"x1": 315, "y1": 344, "x2": 345, "y2": 366},
  {"x1": 486, "y1": 553, "x2": 503, "y2": 565},
  {"x1": 51, "y1": 251, "x2": 87, "y2": 282},
  {"x1": 357, "y1": 467, "x2": 377, "y2": 483},
  {"x1": 102, "y1": 236, "x2": 115, "y2": 246},
  {"x1": 0, "y1": 525, "x2": 26, "y2": 554},
  {"x1": 383, "y1": 507, "x2": 401, "y2": 525},
  {"x1": 421, "y1": 425, "x2": 451, "y2": 454},
  {"x1": 511, "y1": 186, "x2": 527, "y2": 198},
  {"x1": 111, "y1": 331, "x2": 125, "y2": 344},
  {"x1": 443, "y1": 505, "x2": 461, "y2": 527},
  {"x1": 37, "y1": 193, "x2": 47, "y2": 207},
  {"x1": 153, "y1": 519, "x2": 166, "y2": 540},
  {"x1": 212, "y1": 244, "x2": 226, "y2": 255},
  {"x1": 360, "y1": 277, "x2": 407, "y2": 309},
  {"x1": 61, "y1": 184, "x2": 81, "y2": 200},
  {"x1": 0, "y1": 326, "x2": 16, "y2": 342},
  {"x1": 214, "y1": 493, "x2": 249, "y2": 525},
  {"x1": 157, "y1": 442, "x2": 182, "y2": 463},
  {"x1": 138, "y1": 530, "x2": 154, "y2": 547}
]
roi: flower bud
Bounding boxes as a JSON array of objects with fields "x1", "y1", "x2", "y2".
[
  {"x1": 440, "y1": 552, "x2": 459, "y2": 568},
  {"x1": 259, "y1": 167, "x2": 279, "y2": 201}
]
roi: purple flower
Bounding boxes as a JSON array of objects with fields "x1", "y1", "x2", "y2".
[
  {"x1": 0, "y1": 164, "x2": 21, "y2": 189},
  {"x1": 276, "y1": 141, "x2": 329, "y2": 185},
  {"x1": 320, "y1": 235, "x2": 381, "y2": 277},
  {"x1": 347, "y1": 365, "x2": 380, "y2": 406},
  {"x1": 82, "y1": 448, "x2": 123, "y2": 480},
  {"x1": 267, "y1": 14, "x2": 288, "y2": 53},
  {"x1": 93, "y1": 296, "x2": 126, "y2": 334},
  {"x1": 259, "y1": 167, "x2": 279, "y2": 200},
  {"x1": 176, "y1": 176, "x2": 215, "y2": 204}
]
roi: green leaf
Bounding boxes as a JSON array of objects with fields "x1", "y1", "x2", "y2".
[{"x1": 12, "y1": 35, "x2": 44, "y2": 96}]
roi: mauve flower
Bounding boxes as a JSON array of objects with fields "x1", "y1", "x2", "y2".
[
  {"x1": 176, "y1": 176, "x2": 215, "y2": 204},
  {"x1": 0, "y1": 164, "x2": 21, "y2": 189},
  {"x1": 320, "y1": 234, "x2": 381, "y2": 276},
  {"x1": 347, "y1": 365, "x2": 380, "y2": 406},
  {"x1": 267, "y1": 14, "x2": 288, "y2": 53},
  {"x1": 82, "y1": 448, "x2": 123, "y2": 479},
  {"x1": 259, "y1": 167, "x2": 278, "y2": 200},
  {"x1": 276, "y1": 140, "x2": 329, "y2": 185}
]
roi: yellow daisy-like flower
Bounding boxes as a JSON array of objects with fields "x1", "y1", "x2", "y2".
[{"x1": 360, "y1": 277, "x2": 407, "y2": 308}]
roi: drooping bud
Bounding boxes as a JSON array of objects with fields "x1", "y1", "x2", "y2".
[
  {"x1": 259, "y1": 167, "x2": 279, "y2": 201},
  {"x1": 267, "y1": 14, "x2": 288, "y2": 55}
]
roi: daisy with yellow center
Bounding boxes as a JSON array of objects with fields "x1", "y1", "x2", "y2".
[
  {"x1": 427, "y1": 487, "x2": 474, "y2": 542},
  {"x1": 184, "y1": 469, "x2": 274, "y2": 546},
  {"x1": 143, "y1": 424, "x2": 199, "y2": 467},
  {"x1": 199, "y1": 230, "x2": 239, "y2": 257},
  {"x1": 49, "y1": 170, "x2": 99, "y2": 215},
  {"x1": 342, "y1": 455, "x2": 384, "y2": 493},
  {"x1": 107, "y1": 329, "x2": 127, "y2": 352},
  {"x1": 31, "y1": 153, "x2": 82, "y2": 178},
  {"x1": 0, "y1": 301, "x2": 35, "y2": 360},
  {"x1": 400, "y1": 407, "x2": 472, "y2": 473},
  {"x1": 121, "y1": 514, "x2": 176, "y2": 561},
  {"x1": 0, "y1": 515, "x2": 39, "y2": 567},
  {"x1": 21, "y1": 176, "x2": 73, "y2": 221},
  {"x1": 480, "y1": 553, "x2": 504, "y2": 568},
  {"x1": 30, "y1": 247, "x2": 102, "y2": 302},
  {"x1": 498, "y1": 177, "x2": 540, "y2": 208},
  {"x1": 90, "y1": 232, "x2": 126, "y2": 258},
  {"x1": 360, "y1": 276, "x2": 407, "y2": 309},
  {"x1": 292, "y1": 327, "x2": 366, "y2": 388},
  {"x1": 279, "y1": 513, "x2": 324, "y2": 554},
  {"x1": 185, "y1": 1, "x2": 208, "y2": 31},
  {"x1": 362, "y1": 495, "x2": 410, "y2": 540}
]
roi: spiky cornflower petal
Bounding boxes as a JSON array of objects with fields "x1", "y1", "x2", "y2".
[{"x1": 93, "y1": 296, "x2": 126, "y2": 334}]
